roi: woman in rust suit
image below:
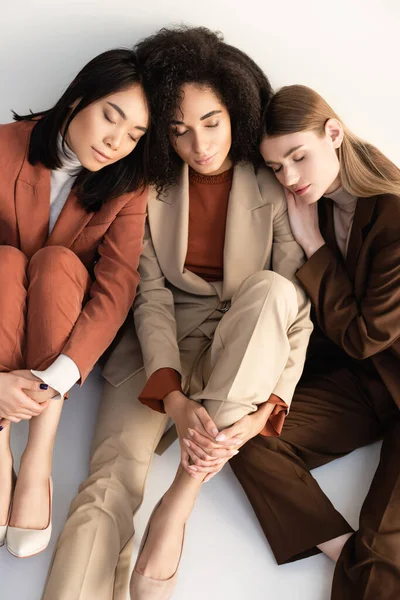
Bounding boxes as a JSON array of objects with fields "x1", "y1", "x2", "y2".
[{"x1": 0, "y1": 49, "x2": 150, "y2": 558}]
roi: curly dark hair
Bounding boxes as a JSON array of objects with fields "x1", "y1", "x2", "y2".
[{"x1": 135, "y1": 26, "x2": 273, "y2": 194}]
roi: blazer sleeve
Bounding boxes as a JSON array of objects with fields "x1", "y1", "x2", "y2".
[
  {"x1": 269, "y1": 192, "x2": 313, "y2": 406},
  {"x1": 61, "y1": 190, "x2": 147, "y2": 381},
  {"x1": 296, "y1": 238, "x2": 400, "y2": 360},
  {"x1": 133, "y1": 219, "x2": 182, "y2": 379}
]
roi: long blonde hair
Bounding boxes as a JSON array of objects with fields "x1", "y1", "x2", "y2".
[{"x1": 264, "y1": 85, "x2": 400, "y2": 198}]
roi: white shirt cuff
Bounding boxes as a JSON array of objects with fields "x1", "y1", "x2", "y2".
[{"x1": 31, "y1": 354, "x2": 81, "y2": 400}]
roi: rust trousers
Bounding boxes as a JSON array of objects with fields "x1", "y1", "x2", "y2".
[
  {"x1": 0, "y1": 245, "x2": 90, "y2": 375},
  {"x1": 231, "y1": 364, "x2": 400, "y2": 600}
]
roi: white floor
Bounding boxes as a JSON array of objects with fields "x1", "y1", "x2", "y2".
[{"x1": 1, "y1": 367, "x2": 381, "y2": 600}]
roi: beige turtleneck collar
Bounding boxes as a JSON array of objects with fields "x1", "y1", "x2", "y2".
[{"x1": 324, "y1": 187, "x2": 358, "y2": 259}]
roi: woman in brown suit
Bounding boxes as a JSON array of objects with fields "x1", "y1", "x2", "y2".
[
  {"x1": 231, "y1": 85, "x2": 400, "y2": 600},
  {"x1": 0, "y1": 49, "x2": 150, "y2": 558}
]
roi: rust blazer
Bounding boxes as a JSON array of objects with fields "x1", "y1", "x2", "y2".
[
  {"x1": 0, "y1": 120, "x2": 147, "y2": 381},
  {"x1": 296, "y1": 194, "x2": 400, "y2": 409}
]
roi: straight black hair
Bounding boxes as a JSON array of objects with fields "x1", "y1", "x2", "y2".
[{"x1": 13, "y1": 49, "x2": 150, "y2": 212}]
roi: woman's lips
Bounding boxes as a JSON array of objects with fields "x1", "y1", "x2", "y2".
[
  {"x1": 194, "y1": 154, "x2": 216, "y2": 166},
  {"x1": 294, "y1": 185, "x2": 310, "y2": 196},
  {"x1": 92, "y1": 147, "x2": 111, "y2": 163}
]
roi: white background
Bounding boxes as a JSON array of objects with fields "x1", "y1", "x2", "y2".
[{"x1": 1, "y1": 1, "x2": 399, "y2": 599}]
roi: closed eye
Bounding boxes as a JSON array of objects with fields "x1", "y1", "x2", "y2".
[{"x1": 104, "y1": 112, "x2": 116, "y2": 124}]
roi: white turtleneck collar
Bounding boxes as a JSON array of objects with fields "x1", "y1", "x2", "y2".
[
  {"x1": 56, "y1": 134, "x2": 82, "y2": 174},
  {"x1": 49, "y1": 135, "x2": 82, "y2": 233}
]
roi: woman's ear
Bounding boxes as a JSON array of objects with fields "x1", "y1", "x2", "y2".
[
  {"x1": 69, "y1": 98, "x2": 82, "y2": 111},
  {"x1": 325, "y1": 118, "x2": 344, "y2": 149}
]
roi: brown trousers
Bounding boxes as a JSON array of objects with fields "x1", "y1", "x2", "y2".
[
  {"x1": 0, "y1": 245, "x2": 90, "y2": 374},
  {"x1": 231, "y1": 365, "x2": 400, "y2": 599}
]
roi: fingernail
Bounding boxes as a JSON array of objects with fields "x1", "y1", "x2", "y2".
[
  {"x1": 211, "y1": 428, "x2": 219, "y2": 436},
  {"x1": 233, "y1": 450, "x2": 239, "y2": 455},
  {"x1": 0, "y1": 426, "x2": 3, "y2": 432},
  {"x1": 217, "y1": 458, "x2": 223, "y2": 463},
  {"x1": 183, "y1": 439, "x2": 190, "y2": 447},
  {"x1": 215, "y1": 434, "x2": 226, "y2": 442},
  {"x1": 188, "y1": 465, "x2": 197, "y2": 471},
  {"x1": 188, "y1": 428, "x2": 194, "y2": 437},
  {"x1": 234, "y1": 439, "x2": 243, "y2": 445},
  {"x1": 40, "y1": 383, "x2": 48, "y2": 390}
]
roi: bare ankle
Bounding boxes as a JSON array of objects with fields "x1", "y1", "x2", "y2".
[
  {"x1": 317, "y1": 532, "x2": 353, "y2": 562},
  {"x1": 19, "y1": 451, "x2": 52, "y2": 478},
  {"x1": 0, "y1": 449, "x2": 13, "y2": 467}
]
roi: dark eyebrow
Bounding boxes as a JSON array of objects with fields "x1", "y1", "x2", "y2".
[
  {"x1": 170, "y1": 109, "x2": 222, "y2": 126},
  {"x1": 264, "y1": 145, "x2": 305, "y2": 165},
  {"x1": 200, "y1": 110, "x2": 222, "y2": 121},
  {"x1": 107, "y1": 102, "x2": 126, "y2": 120},
  {"x1": 107, "y1": 102, "x2": 148, "y2": 133}
]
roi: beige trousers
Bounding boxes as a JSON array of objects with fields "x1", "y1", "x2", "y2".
[{"x1": 42, "y1": 271, "x2": 298, "y2": 600}]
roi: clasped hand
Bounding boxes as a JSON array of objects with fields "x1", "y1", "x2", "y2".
[
  {"x1": 165, "y1": 391, "x2": 274, "y2": 483},
  {"x1": 0, "y1": 370, "x2": 52, "y2": 428}
]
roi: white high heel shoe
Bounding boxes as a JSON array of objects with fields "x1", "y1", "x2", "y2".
[
  {"x1": 0, "y1": 505, "x2": 12, "y2": 548},
  {"x1": 6, "y1": 477, "x2": 53, "y2": 558},
  {"x1": 0, "y1": 467, "x2": 16, "y2": 548}
]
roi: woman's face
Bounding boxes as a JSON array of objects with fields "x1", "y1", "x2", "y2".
[
  {"x1": 170, "y1": 83, "x2": 232, "y2": 176},
  {"x1": 260, "y1": 121, "x2": 343, "y2": 204},
  {"x1": 66, "y1": 84, "x2": 149, "y2": 171}
]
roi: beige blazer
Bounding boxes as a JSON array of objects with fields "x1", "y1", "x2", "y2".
[{"x1": 103, "y1": 162, "x2": 312, "y2": 407}]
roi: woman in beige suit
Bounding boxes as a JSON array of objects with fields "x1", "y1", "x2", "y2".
[{"x1": 43, "y1": 27, "x2": 312, "y2": 600}]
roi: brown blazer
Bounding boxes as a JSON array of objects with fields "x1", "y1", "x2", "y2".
[
  {"x1": 296, "y1": 194, "x2": 400, "y2": 409},
  {"x1": 103, "y1": 162, "x2": 313, "y2": 408},
  {"x1": 0, "y1": 120, "x2": 147, "y2": 381}
]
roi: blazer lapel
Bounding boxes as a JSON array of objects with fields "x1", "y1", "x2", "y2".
[
  {"x1": 319, "y1": 198, "x2": 341, "y2": 255},
  {"x1": 15, "y1": 158, "x2": 50, "y2": 259},
  {"x1": 222, "y1": 163, "x2": 272, "y2": 299},
  {"x1": 344, "y1": 196, "x2": 377, "y2": 283},
  {"x1": 148, "y1": 165, "x2": 217, "y2": 295},
  {"x1": 46, "y1": 188, "x2": 94, "y2": 248}
]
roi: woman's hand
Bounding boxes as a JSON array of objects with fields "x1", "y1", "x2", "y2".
[
  {"x1": 201, "y1": 401, "x2": 276, "y2": 482},
  {"x1": 285, "y1": 189, "x2": 325, "y2": 258},
  {"x1": 0, "y1": 372, "x2": 50, "y2": 427},
  {"x1": 164, "y1": 391, "x2": 242, "y2": 478}
]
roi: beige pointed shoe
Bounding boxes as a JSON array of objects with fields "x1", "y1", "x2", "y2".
[
  {"x1": 6, "y1": 477, "x2": 53, "y2": 558},
  {"x1": 129, "y1": 499, "x2": 185, "y2": 600},
  {"x1": 0, "y1": 467, "x2": 17, "y2": 548},
  {"x1": 0, "y1": 505, "x2": 11, "y2": 548}
]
